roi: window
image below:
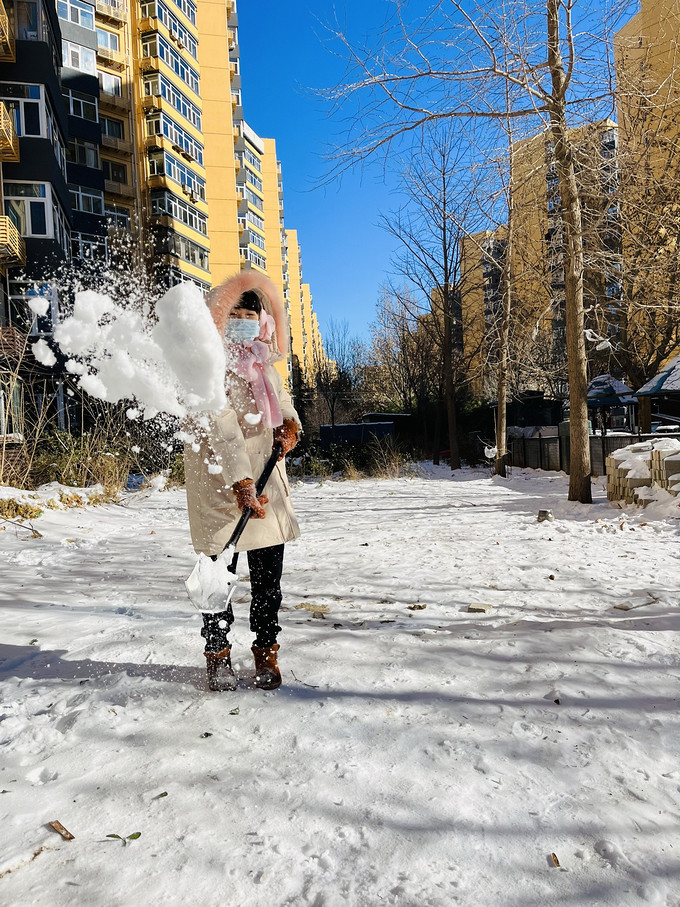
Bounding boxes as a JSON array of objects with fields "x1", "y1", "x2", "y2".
[
  {"x1": 249, "y1": 230, "x2": 265, "y2": 252},
  {"x1": 0, "y1": 82, "x2": 41, "y2": 136},
  {"x1": 105, "y1": 204, "x2": 130, "y2": 229},
  {"x1": 141, "y1": 34, "x2": 199, "y2": 93},
  {"x1": 158, "y1": 230, "x2": 209, "y2": 270},
  {"x1": 245, "y1": 166, "x2": 263, "y2": 193},
  {"x1": 98, "y1": 71, "x2": 122, "y2": 96},
  {"x1": 140, "y1": 1, "x2": 198, "y2": 59},
  {"x1": 62, "y1": 88, "x2": 98, "y2": 122},
  {"x1": 16, "y1": 1, "x2": 39, "y2": 39},
  {"x1": 72, "y1": 231, "x2": 107, "y2": 260},
  {"x1": 62, "y1": 40, "x2": 96, "y2": 74},
  {"x1": 4, "y1": 182, "x2": 67, "y2": 248},
  {"x1": 146, "y1": 113, "x2": 204, "y2": 165},
  {"x1": 0, "y1": 83, "x2": 66, "y2": 175},
  {"x1": 143, "y1": 74, "x2": 201, "y2": 128},
  {"x1": 243, "y1": 210, "x2": 264, "y2": 232},
  {"x1": 244, "y1": 148, "x2": 261, "y2": 172},
  {"x1": 57, "y1": 0, "x2": 95, "y2": 29},
  {"x1": 101, "y1": 116, "x2": 124, "y2": 139},
  {"x1": 147, "y1": 150, "x2": 206, "y2": 200},
  {"x1": 96, "y1": 28, "x2": 119, "y2": 51},
  {"x1": 244, "y1": 187, "x2": 263, "y2": 212},
  {"x1": 69, "y1": 185, "x2": 104, "y2": 215},
  {"x1": 67, "y1": 137, "x2": 100, "y2": 169},
  {"x1": 150, "y1": 190, "x2": 207, "y2": 235},
  {"x1": 170, "y1": 0, "x2": 197, "y2": 26},
  {"x1": 240, "y1": 247, "x2": 266, "y2": 270},
  {"x1": 102, "y1": 159, "x2": 127, "y2": 183}
]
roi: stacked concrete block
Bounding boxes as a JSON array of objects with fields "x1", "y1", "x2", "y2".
[
  {"x1": 606, "y1": 440, "x2": 680, "y2": 505},
  {"x1": 605, "y1": 443, "x2": 653, "y2": 503}
]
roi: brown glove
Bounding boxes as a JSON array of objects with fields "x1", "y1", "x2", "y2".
[
  {"x1": 232, "y1": 478, "x2": 269, "y2": 518},
  {"x1": 273, "y1": 418, "x2": 299, "y2": 460}
]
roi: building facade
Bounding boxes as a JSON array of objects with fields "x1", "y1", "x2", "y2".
[
  {"x1": 461, "y1": 121, "x2": 620, "y2": 402},
  {"x1": 0, "y1": 0, "x2": 324, "y2": 461}
]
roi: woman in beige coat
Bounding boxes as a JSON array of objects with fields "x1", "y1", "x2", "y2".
[{"x1": 184, "y1": 272, "x2": 301, "y2": 692}]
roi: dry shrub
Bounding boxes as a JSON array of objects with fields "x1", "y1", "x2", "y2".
[
  {"x1": 29, "y1": 431, "x2": 132, "y2": 495},
  {"x1": 0, "y1": 499, "x2": 43, "y2": 521}
]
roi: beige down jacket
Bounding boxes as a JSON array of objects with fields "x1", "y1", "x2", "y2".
[{"x1": 184, "y1": 272, "x2": 301, "y2": 556}]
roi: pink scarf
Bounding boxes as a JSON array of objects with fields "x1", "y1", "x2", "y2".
[{"x1": 227, "y1": 311, "x2": 283, "y2": 429}]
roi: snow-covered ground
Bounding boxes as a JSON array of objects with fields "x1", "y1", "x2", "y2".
[{"x1": 1, "y1": 466, "x2": 680, "y2": 906}]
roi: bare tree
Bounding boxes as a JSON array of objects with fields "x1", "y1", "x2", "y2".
[
  {"x1": 371, "y1": 286, "x2": 442, "y2": 456},
  {"x1": 312, "y1": 318, "x2": 366, "y2": 428},
  {"x1": 326, "y1": 0, "x2": 629, "y2": 501},
  {"x1": 378, "y1": 127, "x2": 485, "y2": 467}
]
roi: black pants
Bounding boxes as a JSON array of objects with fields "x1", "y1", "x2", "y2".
[{"x1": 201, "y1": 544, "x2": 284, "y2": 652}]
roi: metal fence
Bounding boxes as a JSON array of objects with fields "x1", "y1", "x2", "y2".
[{"x1": 508, "y1": 432, "x2": 680, "y2": 476}]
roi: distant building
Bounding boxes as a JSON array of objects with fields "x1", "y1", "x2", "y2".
[
  {"x1": 461, "y1": 121, "x2": 620, "y2": 401},
  {"x1": 1, "y1": 0, "x2": 325, "y2": 456}
]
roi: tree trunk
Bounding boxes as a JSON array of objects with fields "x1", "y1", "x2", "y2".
[
  {"x1": 432, "y1": 396, "x2": 442, "y2": 465},
  {"x1": 638, "y1": 395, "x2": 651, "y2": 433},
  {"x1": 443, "y1": 317, "x2": 461, "y2": 469},
  {"x1": 547, "y1": 0, "x2": 592, "y2": 503},
  {"x1": 495, "y1": 99, "x2": 514, "y2": 479}
]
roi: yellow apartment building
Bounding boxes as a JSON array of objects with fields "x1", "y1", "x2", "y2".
[
  {"x1": 614, "y1": 0, "x2": 680, "y2": 391},
  {"x1": 461, "y1": 121, "x2": 620, "y2": 401}
]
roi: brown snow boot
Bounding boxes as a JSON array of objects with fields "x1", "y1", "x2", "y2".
[
  {"x1": 204, "y1": 646, "x2": 237, "y2": 692},
  {"x1": 251, "y1": 644, "x2": 281, "y2": 690}
]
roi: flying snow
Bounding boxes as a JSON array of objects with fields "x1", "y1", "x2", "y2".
[{"x1": 53, "y1": 283, "x2": 226, "y2": 420}]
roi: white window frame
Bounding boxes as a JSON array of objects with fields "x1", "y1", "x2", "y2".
[
  {"x1": 96, "y1": 27, "x2": 119, "y2": 51},
  {"x1": 62, "y1": 40, "x2": 97, "y2": 74},
  {"x1": 140, "y1": 0, "x2": 198, "y2": 58},
  {"x1": 147, "y1": 113, "x2": 204, "y2": 165},
  {"x1": 67, "y1": 137, "x2": 100, "y2": 169},
  {"x1": 4, "y1": 182, "x2": 50, "y2": 238},
  {"x1": 62, "y1": 87, "x2": 99, "y2": 122},
  {"x1": 57, "y1": 0, "x2": 95, "y2": 29},
  {"x1": 105, "y1": 204, "x2": 130, "y2": 229},
  {"x1": 143, "y1": 74, "x2": 201, "y2": 128},
  {"x1": 98, "y1": 70, "x2": 122, "y2": 97},
  {"x1": 69, "y1": 185, "x2": 105, "y2": 215},
  {"x1": 100, "y1": 115, "x2": 125, "y2": 139},
  {"x1": 72, "y1": 231, "x2": 108, "y2": 260}
]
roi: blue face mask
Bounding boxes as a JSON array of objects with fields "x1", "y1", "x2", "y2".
[{"x1": 225, "y1": 318, "x2": 260, "y2": 343}]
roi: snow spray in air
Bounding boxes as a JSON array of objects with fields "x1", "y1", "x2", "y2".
[{"x1": 33, "y1": 283, "x2": 227, "y2": 422}]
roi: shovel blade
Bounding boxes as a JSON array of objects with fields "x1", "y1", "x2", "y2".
[{"x1": 185, "y1": 550, "x2": 238, "y2": 613}]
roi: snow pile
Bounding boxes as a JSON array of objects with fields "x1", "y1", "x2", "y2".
[{"x1": 50, "y1": 283, "x2": 226, "y2": 420}]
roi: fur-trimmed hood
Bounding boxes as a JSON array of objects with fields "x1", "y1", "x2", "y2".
[{"x1": 207, "y1": 271, "x2": 288, "y2": 356}]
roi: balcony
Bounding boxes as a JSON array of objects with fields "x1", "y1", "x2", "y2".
[
  {"x1": 142, "y1": 94, "x2": 163, "y2": 113},
  {"x1": 95, "y1": 0, "x2": 127, "y2": 24},
  {"x1": 139, "y1": 55, "x2": 157, "y2": 74},
  {"x1": 98, "y1": 91, "x2": 130, "y2": 112},
  {"x1": 102, "y1": 134, "x2": 132, "y2": 154},
  {"x1": 0, "y1": 216, "x2": 26, "y2": 266},
  {"x1": 147, "y1": 174, "x2": 165, "y2": 190},
  {"x1": 145, "y1": 133, "x2": 164, "y2": 152},
  {"x1": 96, "y1": 45, "x2": 125, "y2": 70},
  {"x1": 0, "y1": 101, "x2": 19, "y2": 161},
  {"x1": 0, "y1": 0, "x2": 14, "y2": 62},
  {"x1": 104, "y1": 179, "x2": 134, "y2": 198},
  {"x1": 138, "y1": 15, "x2": 160, "y2": 33},
  {"x1": 0, "y1": 325, "x2": 28, "y2": 359}
]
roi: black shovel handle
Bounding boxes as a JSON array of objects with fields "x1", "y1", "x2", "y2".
[{"x1": 222, "y1": 441, "x2": 284, "y2": 555}]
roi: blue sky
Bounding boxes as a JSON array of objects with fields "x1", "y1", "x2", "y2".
[{"x1": 237, "y1": 1, "x2": 402, "y2": 339}]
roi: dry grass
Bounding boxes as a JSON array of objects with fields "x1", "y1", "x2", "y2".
[{"x1": 0, "y1": 499, "x2": 43, "y2": 521}]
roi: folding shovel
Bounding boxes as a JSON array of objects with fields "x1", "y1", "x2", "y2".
[{"x1": 185, "y1": 441, "x2": 283, "y2": 613}]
